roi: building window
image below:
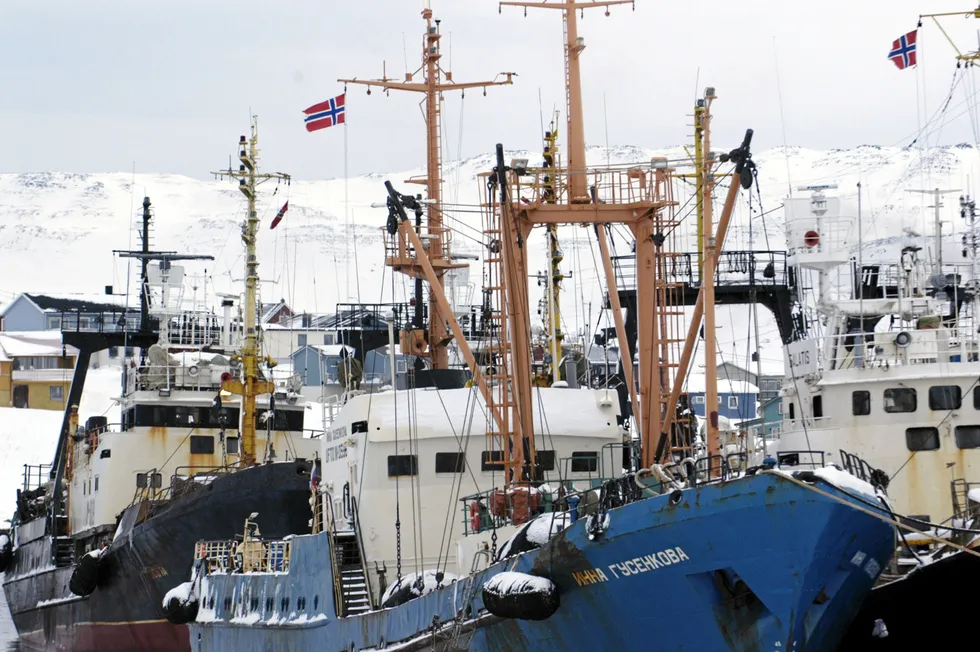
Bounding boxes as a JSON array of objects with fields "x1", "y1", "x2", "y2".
[
  {"x1": 536, "y1": 450, "x2": 556, "y2": 471},
  {"x1": 906, "y1": 427, "x2": 939, "y2": 451},
  {"x1": 955, "y1": 426, "x2": 980, "y2": 449},
  {"x1": 852, "y1": 391, "x2": 871, "y2": 416},
  {"x1": 727, "y1": 396, "x2": 739, "y2": 409},
  {"x1": 387, "y1": 455, "x2": 418, "y2": 477},
  {"x1": 189, "y1": 435, "x2": 215, "y2": 455},
  {"x1": 884, "y1": 388, "x2": 917, "y2": 413},
  {"x1": 46, "y1": 316, "x2": 62, "y2": 330},
  {"x1": 571, "y1": 451, "x2": 599, "y2": 473},
  {"x1": 481, "y1": 450, "x2": 504, "y2": 472},
  {"x1": 323, "y1": 334, "x2": 334, "y2": 345},
  {"x1": 49, "y1": 385, "x2": 64, "y2": 401},
  {"x1": 813, "y1": 395, "x2": 824, "y2": 418},
  {"x1": 777, "y1": 402, "x2": 784, "y2": 415},
  {"x1": 717, "y1": 396, "x2": 723, "y2": 405},
  {"x1": 929, "y1": 385, "x2": 962, "y2": 411},
  {"x1": 297, "y1": 334, "x2": 308, "y2": 347},
  {"x1": 693, "y1": 395, "x2": 705, "y2": 405},
  {"x1": 435, "y1": 452, "x2": 465, "y2": 473}
]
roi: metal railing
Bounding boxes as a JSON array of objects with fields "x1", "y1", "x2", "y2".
[
  {"x1": 822, "y1": 327, "x2": 980, "y2": 371},
  {"x1": 21, "y1": 464, "x2": 52, "y2": 493},
  {"x1": 611, "y1": 250, "x2": 792, "y2": 293},
  {"x1": 194, "y1": 538, "x2": 291, "y2": 574},
  {"x1": 776, "y1": 450, "x2": 827, "y2": 471}
]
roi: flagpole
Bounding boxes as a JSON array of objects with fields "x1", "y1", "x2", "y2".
[{"x1": 344, "y1": 95, "x2": 351, "y2": 304}]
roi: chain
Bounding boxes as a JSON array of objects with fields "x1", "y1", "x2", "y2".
[
  {"x1": 490, "y1": 528, "x2": 498, "y2": 560},
  {"x1": 395, "y1": 506, "x2": 402, "y2": 580}
]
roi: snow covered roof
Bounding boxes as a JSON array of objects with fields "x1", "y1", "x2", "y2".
[
  {"x1": 291, "y1": 344, "x2": 354, "y2": 358},
  {"x1": 0, "y1": 331, "x2": 76, "y2": 358},
  {"x1": 19, "y1": 293, "x2": 125, "y2": 314},
  {"x1": 686, "y1": 374, "x2": 759, "y2": 394}
]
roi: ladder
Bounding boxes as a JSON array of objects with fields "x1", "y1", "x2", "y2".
[
  {"x1": 480, "y1": 184, "x2": 514, "y2": 465},
  {"x1": 333, "y1": 530, "x2": 372, "y2": 616},
  {"x1": 653, "y1": 182, "x2": 697, "y2": 459},
  {"x1": 53, "y1": 535, "x2": 74, "y2": 568}
]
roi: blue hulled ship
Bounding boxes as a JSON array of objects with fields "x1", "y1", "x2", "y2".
[{"x1": 183, "y1": 468, "x2": 894, "y2": 652}]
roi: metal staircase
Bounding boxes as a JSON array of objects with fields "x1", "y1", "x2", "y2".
[{"x1": 333, "y1": 530, "x2": 371, "y2": 616}]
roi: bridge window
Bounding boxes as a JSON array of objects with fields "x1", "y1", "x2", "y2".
[
  {"x1": 852, "y1": 391, "x2": 870, "y2": 416},
  {"x1": 387, "y1": 455, "x2": 417, "y2": 477},
  {"x1": 812, "y1": 395, "x2": 823, "y2": 418},
  {"x1": 974, "y1": 386, "x2": 980, "y2": 410},
  {"x1": 190, "y1": 435, "x2": 215, "y2": 455},
  {"x1": 929, "y1": 386, "x2": 961, "y2": 411},
  {"x1": 905, "y1": 427, "x2": 939, "y2": 451},
  {"x1": 884, "y1": 388, "x2": 917, "y2": 413},
  {"x1": 788, "y1": 402, "x2": 795, "y2": 420},
  {"x1": 435, "y1": 452, "x2": 465, "y2": 474},
  {"x1": 226, "y1": 436, "x2": 239, "y2": 455},
  {"x1": 481, "y1": 450, "x2": 504, "y2": 472},
  {"x1": 571, "y1": 452, "x2": 599, "y2": 473},
  {"x1": 955, "y1": 426, "x2": 980, "y2": 449},
  {"x1": 536, "y1": 450, "x2": 556, "y2": 472}
]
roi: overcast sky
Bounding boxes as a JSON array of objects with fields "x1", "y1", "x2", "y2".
[{"x1": 1, "y1": 0, "x2": 976, "y2": 180}]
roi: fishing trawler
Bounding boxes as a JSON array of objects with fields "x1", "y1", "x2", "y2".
[
  {"x1": 0, "y1": 122, "x2": 319, "y2": 652},
  {"x1": 173, "y1": 6, "x2": 900, "y2": 651},
  {"x1": 761, "y1": 9, "x2": 980, "y2": 648}
]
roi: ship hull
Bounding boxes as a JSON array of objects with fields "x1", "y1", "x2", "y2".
[
  {"x1": 2, "y1": 460, "x2": 312, "y2": 652},
  {"x1": 191, "y1": 471, "x2": 896, "y2": 652},
  {"x1": 839, "y1": 547, "x2": 980, "y2": 650}
]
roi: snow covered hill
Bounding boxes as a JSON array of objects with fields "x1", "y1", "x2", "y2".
[
  {"x1": 2, "y1": 144, "x2": 976, "y2": 313},
  {"x1": 0, "y1": 144, "x2": 976, "y2": 382}
]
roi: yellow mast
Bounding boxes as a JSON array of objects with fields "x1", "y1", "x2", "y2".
[
  {"x1": 700, "y1": 90, "x2": 721, "y2": 466},
  {"x1": 213, "y1": 117, "x2": 290, "y2": 467},
  {"x1": 339, "y1": 9, "x2": 514, "y2": 370},
  {"x1": 534, "y1": 115, "x2": 566, "y2": 386},
  {"x1": 919, "y1": 8, "x2": 980, "y2": 62}
]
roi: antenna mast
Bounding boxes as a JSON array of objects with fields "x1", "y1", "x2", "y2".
[
  {"x1": 340, "y1": 9, "x2": 514, "y2": 370},
  {"x1": 212, "y1": 117, "x2": 291, "y2": 467}
]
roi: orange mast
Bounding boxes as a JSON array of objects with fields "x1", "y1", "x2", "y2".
[{"x1": 339, "y1": 9, "x2": 514, "y2": 370}]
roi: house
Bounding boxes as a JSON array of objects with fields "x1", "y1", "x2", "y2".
[
  {"x1": 686, "y1": 374, "x2": 759, "y2": 422},
  {"x1": 716, "y1": 360, "x2": 782, "y2": 404},
  {"x1": 290, "y1": 344, "x2": 407, "y2": 389},
  {"x1": 260, "y1": 299, "x2": 295, "y2": 325},
  {"x1": 1, "y1": 293, "x2": 127, "y2": 332},
  {"x1": 263, "y1": 313, "x2": 337, "y2": 364},
  {"x1": 739, "y1": 396, "x2": 783, "y2": 440},
  {"x1": 0, "y1": 293, "x2": 137, "y2": 367},
  {"x1": 0, "y1": 331, "x2": 78, "y2": 410}
]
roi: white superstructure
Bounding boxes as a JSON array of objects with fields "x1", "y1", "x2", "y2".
[{"x1": 773, "y1": 186, "x2": 980, "y2": 522}]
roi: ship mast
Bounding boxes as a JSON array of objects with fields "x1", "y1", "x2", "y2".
[
  {"x1": 212, "y1": 118, "x2": 291, "y2": 467},
  {"x1": 339, "y1": 9, "x2": 514, "y2": 370}
]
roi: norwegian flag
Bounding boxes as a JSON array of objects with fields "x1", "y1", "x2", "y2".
[
  {"x1": 303, "y1": 94, "x2": 346, "y2": 132},
  {"x1": 270, "y1": 201, "x2": 288, "y2": 230},
  {"x1": 888, "y1": 30, "x2": 917, "y2": 70}
]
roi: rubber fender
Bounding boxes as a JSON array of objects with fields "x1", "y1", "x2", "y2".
[
  {"x1": 0, "y1": 539, "x2": 12, "y2": 573},
  {"x1": 482, "y1": 572, "x2": 559, "y2": 621},
  {"x1": 68, "y1": 552, "x2": 101, "y2": 597},
  {"x1": 162, "y1": 595, "x2": 200, "y2": 625}
]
